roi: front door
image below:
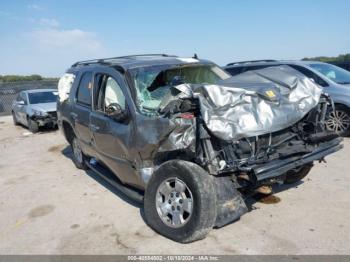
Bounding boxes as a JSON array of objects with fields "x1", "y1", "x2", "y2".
[{"x1": 89, "y1": 71, "x2": 140, "y2": 186}]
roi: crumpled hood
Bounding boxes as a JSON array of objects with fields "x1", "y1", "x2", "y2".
[
  {"x1": 30, "y1": 102, "x2": 57, "y2": 113},
  {"x1": 161, "y1": 65, "x2": 322, "y2": 141}
]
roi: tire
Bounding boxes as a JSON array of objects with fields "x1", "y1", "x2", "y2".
[
  {"x1": 284, "y1": 164, "x2": 313, "y2": 184},
  {"x1": 144, "y1": 160, "x2": 217, "y2": 243},
  {"x1": 12, "y1": 111, "x2": 19, "y2": 126},
  {"x1": 28, "y1": 118, "x2": 39, "y2": 133},
  {"x1": 71, "y1": 136, "x2": 88, "y2": 170},
  {"x1": 325, "y1": 105, "x2": 350, "y2": 137}
]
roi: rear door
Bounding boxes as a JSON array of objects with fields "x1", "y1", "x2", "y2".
[
  {"x1": 89, "y1": 70, "x2": 140, "y2": 186},
  {"x1": 71, "y1": 71, "x2": 94, "y2": 155},
  {"x1": 288, "y1": 64, "x2": 329, "y2": 88}
]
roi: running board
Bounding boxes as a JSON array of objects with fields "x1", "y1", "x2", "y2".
[{"x1": 85, "y1": 160, "x2": 144, "y2": 204}]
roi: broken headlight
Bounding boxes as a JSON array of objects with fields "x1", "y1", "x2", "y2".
[{"x1": 32, "y1": 109, "x2": 47, "y2": 117}]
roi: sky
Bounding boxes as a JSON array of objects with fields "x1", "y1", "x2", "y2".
[{"x1": 0, "y1": 0, "x2": 349, "y2": 77}]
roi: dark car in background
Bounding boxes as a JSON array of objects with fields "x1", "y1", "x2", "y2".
[
  {"x1": 12, "y1": 89, "x2": 58, "y2": 133},
  {"x1": 225, "y1": 60, "x2": 350, "y2": 136},
  {"x1": 57, "y1": 54, "x2": 342, "y2": 243},
  {"x1": 330, "y1": 61, "x2": 350, "y2": 72}
]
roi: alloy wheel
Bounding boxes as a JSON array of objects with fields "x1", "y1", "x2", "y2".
[
  {"x1": 326, "y1": 109, "x2": 350, "y2": 134},
  {"x1": 155, "y1": 177, "x2": 193, "y2": 228}
]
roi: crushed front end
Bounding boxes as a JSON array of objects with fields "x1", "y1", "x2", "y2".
[
  {"x1": 205, "y1": 94, "x2": 343, "y2": 186},
  {"x1": 30, "y1": 111, "x2": 58, "y2": 127},
  {"x1": 153, "y1": 65, "x2": 343, "y2": 227}
]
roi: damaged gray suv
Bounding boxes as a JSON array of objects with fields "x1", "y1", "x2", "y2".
[{"x1": 57, "y1": 54, "x2": 342, "y2": 243}]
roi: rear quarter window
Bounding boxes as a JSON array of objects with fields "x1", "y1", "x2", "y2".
[{"x1": 76, "y1": 72, "x2": 93, "y2": 106}]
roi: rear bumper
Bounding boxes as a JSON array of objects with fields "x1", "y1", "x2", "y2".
[{"x1": 246, "y1": 137, "x2": 343, "y2": 184}]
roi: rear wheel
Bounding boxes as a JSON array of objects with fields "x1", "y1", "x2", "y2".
[
  {"x1": 28, "y1": 118, "x2": 39, "y2": 133},
  {"x1": 325, "y1": 105, "x2": 350, "y2": 137},
  {"x1": 284, "y1": 164, "x2": 313, "y2": 184},
  {"x1": 71, "y1": 136, "x2": 88, "y2": 170},
  {"x1": 144, "y1": 160, "x2": 216, "y2": 243}
]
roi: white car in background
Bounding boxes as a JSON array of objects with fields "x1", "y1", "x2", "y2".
[{"x1": 11, "y1": 89, "x2": 58, "y2": 133}]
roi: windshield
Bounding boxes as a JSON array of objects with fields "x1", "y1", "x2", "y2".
[
  {"x1": 129, "y1": 64, "x2": 230, "y2": 114},
  {"x1": 28, "y1": 91, "x2": 58, "y2": 104},
  {"x1": 309, "y1": 63, "x2": 350, "y2": 85}
]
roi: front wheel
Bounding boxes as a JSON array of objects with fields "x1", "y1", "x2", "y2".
[
  {"x1": 284, "y1": 164, "x2": 313, "y2": 184},
  {"x1": 144, "y1": 160, "x2": 217, "y2": 243},
  {"x1": 325, "y1": 105, "x2": 350, "y2": 137},
  {"x1": 28, "y1": 118, "x2": 39, "y2": 133}
]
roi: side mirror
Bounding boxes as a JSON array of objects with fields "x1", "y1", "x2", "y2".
[
  {"x1": 17, "y1": 100, "x2": 25, "y2": 105},
  {"x1": 106, "y1": 103, "x2": 128, "y2": 122}
]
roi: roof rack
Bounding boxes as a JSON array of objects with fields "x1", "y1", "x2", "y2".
[
  {"x1": 226, "y1": 60, "x2": 277, "y2": 66},
  {"x1": 71, "y1": 54, "x2": 177, "y2": 67}
]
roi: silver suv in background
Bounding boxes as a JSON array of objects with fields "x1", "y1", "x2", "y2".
[
  {"x1": 12, "y1": 89, "x2": 58, "y2": 133},
  {"x1": 225, "y1": 60, "x2": 350, "y2": 136}
]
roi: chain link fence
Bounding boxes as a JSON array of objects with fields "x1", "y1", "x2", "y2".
[{"x1": 0, "y1": 80, "x2": 58, "y2": 116}]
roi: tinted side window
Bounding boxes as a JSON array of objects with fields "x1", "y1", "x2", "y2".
[
  {"x1": 244, "y1": 65, "x2": 269, "y2": 71},
  {"x1": 77, "y1": 72, "x2": 93, "y2": 106},
  {"x1": 289, "y1": 65, "x2": 328, "y2": 87},
  {"x1": 226, "y1": 65, "x2": 271, "y2": 76},
  {"x1": 225, "y1": 67, "x2": 244, "y2": 76}
]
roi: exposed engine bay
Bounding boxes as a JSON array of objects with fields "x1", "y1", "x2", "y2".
[{"x1": 153, "y1": 66, "x2": 343, "y2": 188}]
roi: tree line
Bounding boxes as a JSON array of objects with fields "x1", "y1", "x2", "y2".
[
  {"x1": 0, "y1": 75, "x2": 59, "y2": 83},
  {"x1": 302, "y1": 53, "x2": 350, "y2": 63}
]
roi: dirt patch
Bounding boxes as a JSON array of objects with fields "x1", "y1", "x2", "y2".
[
  {"x1": 58, "y1": 225, "x2": 137, "y2": 254},
  {"x1": 3, "y1": 175, "x2": 28, "y2": 186},
  {"x1": 110, "y1": 232, "x2": 136, "y2": 252},
  {"x1": 134, "y1": 229, "x2": 157, "y2": 239},
  {"x1": 48, "y1": 144, "x2": 65, "y2": 153},
  {"x1": 28, "y1": 205, "x2": 55, "y2": 218},
  {"x1": 255, "y1": 194, "x2": 281, "y2": 204},
  {"x1": 70, "y1": 224, "x2": 80, "y2": 229}
]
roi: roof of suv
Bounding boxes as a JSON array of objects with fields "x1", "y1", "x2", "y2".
[
  {"x1": 70, "y1": 54, "x2": 214, "y2": 72},
  {"x1": 23, "y1": 89, "x2": 57, "y2": 94},
  {"x1": 225, "y1": 60, "x2": 326, "y2": 68}
]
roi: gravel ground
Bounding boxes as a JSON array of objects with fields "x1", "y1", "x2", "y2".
[{"x1": 0, "y1": 115, "x2": 349, "y2": 255}]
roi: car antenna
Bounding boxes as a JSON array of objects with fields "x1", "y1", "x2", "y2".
[{"x1": 193, "y1": 53, "x2": 198, "y2": 59}]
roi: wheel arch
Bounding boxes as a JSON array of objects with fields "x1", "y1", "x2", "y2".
[
  {"x1": 334, "y1": 103, "x2": 350, "y2": 111},
  {"x1": 62, "y1": 120, "x2": 75, "y2": 144}
]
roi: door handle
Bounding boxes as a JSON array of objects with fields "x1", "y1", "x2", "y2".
[
  {"x1": 89, "y1": 124, "x2": 100, "y2": 132},
  {"x1": 70, "y1": 112, "x2": 78, "y2": 120}
]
